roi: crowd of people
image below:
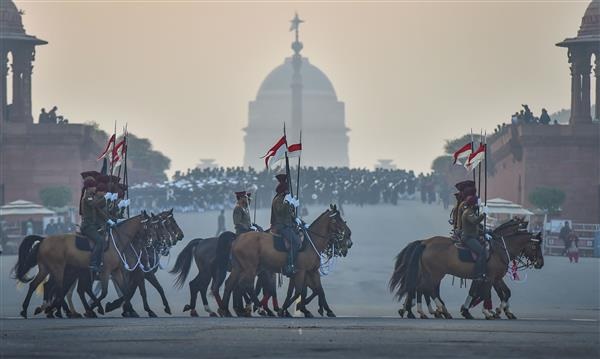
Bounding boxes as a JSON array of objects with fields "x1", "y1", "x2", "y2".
[
  {"x1": 510, "y1": 104, "x2": 554, "y2": 126},
  {"x1": 128, "y1": 167, "x2": 449, "y2": 213},
  {"x1": 38, "y1": 106, "x2": 70, "y2": 125}
]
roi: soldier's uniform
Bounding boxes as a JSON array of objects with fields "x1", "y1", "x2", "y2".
[
  {"x1": 233, "y1": 191, "x2": 252, "y2": 235},
  {"x1": 461, "y1": 195, "x2": 486, "y2": 280},
  {"x1": 270, "y1": 174, "x2": 299, "y2": 277},
  {"x1": 80, "y1": 176, "x2": 113, "y2": 272},
  {"x1": 452, "y1": 180, "x2": 477, "y2": 234}
]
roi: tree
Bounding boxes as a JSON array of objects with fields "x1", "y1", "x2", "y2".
[
  {"x1": 126, "y1": 133, "x2": 170, "y2": 182},
  {"x1": 431, "y1": 155, "x2": 453, "y2": 173},
  {"x1": 39, "y1": 186, "x2": 72, "y2": 209},
  {"x1": 528, "y1": 187, "x2": 566, "y2": 215}
]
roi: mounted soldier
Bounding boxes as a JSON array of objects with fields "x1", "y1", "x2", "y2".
[
  {"x1": 270, "y1": 174, "x2": 300, "y2": 277},
  {"x1": 79, "y1": 173, "x2": 115, "y2": 273},
  {"x1": 451, "y1": 180, "x2": 477, "y2": 236},
  {"x1": 461, "y1": 195, "x2": 487, "y2": 280},
  {"x1": 233, "y1": 191, "x2": 253, "y2": 236}
]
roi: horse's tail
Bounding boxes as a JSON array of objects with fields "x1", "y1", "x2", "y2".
[
  {"x1": 389, "y1": 240, "x2": 422, "y2": 299},
  {"x1": 170, "y1": 238, "x2": 202, "y2": 288},
  {"x1": 212, "y1": 231, "x2": 236, "y2": 293},
  {"x1": 404, "y1": 243, "x2": 426, "y2": 299},
  {"x1": 12, "y1": 235, "x2": 44, "y2": 283}
]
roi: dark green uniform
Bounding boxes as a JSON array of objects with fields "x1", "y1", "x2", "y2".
[
  {"x1": 461, "y1": 206, "x2": 486, "y2": 279},
  {"x1": 233, "y1": 204, "x2": 252, "y2": 235},
  {"x1": 80, "y1": 190, "x2": 111, "y2": 270},
  {"x1": 270, "y1": 192, "x2": 298, "y2": 276}
]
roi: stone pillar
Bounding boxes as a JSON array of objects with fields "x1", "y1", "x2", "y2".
[
  {"x1": 595, "y1": 53, "x2": 600, "y2": 121},
  {"x1": 569, "y1": 47, "x2": 593, "y2": 125},
  {"x1": 20, "y1": 47, "x2": 34, "y2": 123},
  {"x1": 10, "y1": 50, "x2": 23, "y2": 122},
  {"x1": 9, "y1": 47, "x2": 34, "y2": 123},
  {"x1": 0, "y1": 49, "x2": 8, "y2": 124}
]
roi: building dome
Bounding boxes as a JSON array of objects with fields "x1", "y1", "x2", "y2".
[
  {"x1": 256, "y1": 57, "x2": 337, "y2": 99},
  {"x1": 0, "y1": 0, "x2": 25, "y2": 35},
  {"x1": 578, "y1": 0, "x2": 600, "y2": 37}
]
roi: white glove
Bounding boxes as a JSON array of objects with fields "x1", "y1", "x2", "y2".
[
  {"x1": 250, "y1": 225, "x2": 257, "y2": 231},
  {"x1": 107, "y1": 219, "x2": 116, "y2": 227},
  {"x1": 104, "y1": 192, "x2": 113, "y2": 201},
  {"x1": 481, "y1": 206, "x2": 489, "y2": 215},
  {"x1": 111, "y1": 193, "x2": 119, "y2": 201},
  {"x1": 117, "y1": 218, "x2": 126, "y2": 224},
  {"x1": 295, "y1": 217, "x2": 302, "y2": 226},
  {"x1": 117, "y1": 199, "x2": 130, "y2": 208},
  {"x1": 485, "y1": 233, "x2": 492, "y2": 241},
  {"x1": 284, "y1": 194, "x2": 300, "y2": 208}
]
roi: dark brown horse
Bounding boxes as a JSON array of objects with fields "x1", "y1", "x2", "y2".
[
  {"x1": 390, "y1": 220, "x2": 543, "y2": 319},
  {"x1": 13, "y1": 213, "x2": 155, "y2": 318},
  {"x1": 217, "y1": 205, "x2": 352, "y2": 317}
]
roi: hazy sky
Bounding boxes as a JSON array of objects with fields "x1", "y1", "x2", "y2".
[{"x1": 15, "y1": 0, "x2": 591, "y2": 175}]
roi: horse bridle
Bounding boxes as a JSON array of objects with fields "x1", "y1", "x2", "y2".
[{"x1": 494, "y1": 230, "x2": 541, "y2": 269}]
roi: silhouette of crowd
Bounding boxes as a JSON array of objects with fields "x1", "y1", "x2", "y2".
[
  {"x1": 128, "y1": 167, "x2": 446, "y2": 213},
  {"x1": 38, "y1": 106, "x2": 69, "y2": 125},
  {"x1": 510, "y1": 104, "x2": 554, "y2": 126}
]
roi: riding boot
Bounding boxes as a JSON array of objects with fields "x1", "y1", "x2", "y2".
[
  {"x1": 90, "y1": 239, "x2": 103, "y2": 273},
  {"x1": 284, "y1": 246, "x2": 296, "y2": 277}
]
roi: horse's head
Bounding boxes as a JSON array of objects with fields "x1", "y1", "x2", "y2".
[
  {"x1": 159, "y1": 208, "x2": 184, "y2": 243},
  {"x1": 326, "y1": 204, "x2": 353, "y2": 257},
  {"x1": 522, "y1": 231, "x2": 544, "y2": 269},
  {"x1": 140, "y1": 210, "x2": 159, "y2": 247},
  {"x1": 149, "y1": 212, "x2": 172, "y2": 249}
]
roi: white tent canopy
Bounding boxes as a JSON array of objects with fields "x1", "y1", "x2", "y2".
[
  {"x1": 0, "y1": 200, "x2": 56, "y2": 216},
  {"x1": 486, "y1": 198, "x2": 534, "y2": 216}
]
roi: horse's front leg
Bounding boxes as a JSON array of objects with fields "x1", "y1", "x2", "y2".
[
  {"x1": 495, "y1": 279, "x2": 516, "y2": 319},
  {"x1": 280, "y1": 271, "x2": 305, "y2": 317},
  {"x1": 146, "y1": 272, "x2": 171, "y2": 315}
]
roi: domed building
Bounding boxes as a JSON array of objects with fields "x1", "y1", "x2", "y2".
[{"x1": 243, "y1": 16, "x2": 349, "y2": 169}]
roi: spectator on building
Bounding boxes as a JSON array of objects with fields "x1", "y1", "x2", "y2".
[
  {"x1": 48, "y1": 106, "x2": 58, "y2": 124},
  {"x1": 559, "y1": 221, "x2": 572, "y2": 255},
  {"x1": 38, "y1": 108, "x2": 49, "y2": 124},
  {"x1": 539, "y1": 108, "x2": 551, "y2": 125},
  {"x1": 566, "y1": 232, "x2": 579, "y2": 263}
]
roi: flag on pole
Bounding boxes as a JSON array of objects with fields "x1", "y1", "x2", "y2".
[
  {"x1": 465, "y1": 143, "x2": 486, "y2": 171},
  {"x1": 287, "y1": 142, "x2": 302, "y2": 158},
  {"x1": 261, "y1": 135, "x2": 288, "y2": 169},
  {"x1": 452, "y1": 143, "x2": 473, "y2": 165},
  {"x1": 111, "y1": 137, "x2": 127, "y2": 168},
  {"x1": 97, "y1": 134, "x2": 116, "y2": 160}
]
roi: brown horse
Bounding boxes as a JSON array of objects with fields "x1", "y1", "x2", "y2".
[
  {"x1": 390, "y1": 220, "x2": 543, "y2": 319},
  {"x1": 13, "y1": 212, "x2": 156, "y2": 318},
  {"x1": 218, "y1": 205, "x2": 352, "y2": 317}
]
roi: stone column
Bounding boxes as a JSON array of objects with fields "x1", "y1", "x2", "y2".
[
  {"x1": 569, "y1": 49, "x2": 582, "y2": 122},
  {"x1": 595, "y1": 53, "x2": 600, "y2": 121},
  {"x1": 0, "y1": 49, "x2": 8, "y2": 124},
  {"x1": 9, "y1": 47, "x2": 34, "y2": 123},
  {"x1": 10, "y1": 50, "x2": 23, "y2": 122},
  {"x1": 581, "y1": 60, "x2": 592, "y2": 123},
  {"x1": 20, "y1": 47, "x2": 34, "y2": 123}
]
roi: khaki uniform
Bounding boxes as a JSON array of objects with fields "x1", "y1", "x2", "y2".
[
  {"x1": 270, "y1": 193, "x2": 294, "y2": 229},
  {"x1": 461, "y1": 206, "x2": 485, "y2": 237},
  {"x1": 233, "y1": 204, "x2": 252, "y2": 235},
  {"x1": 80, "y1": 190, "x2": 111, "y2": 269}
]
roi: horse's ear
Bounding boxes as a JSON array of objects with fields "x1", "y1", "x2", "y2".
[
  {"x1": 333, "y1": 204, "x2": 337, "y2": 211},
  {"x1": 151, "y1": 212, "x2": 155, "y2": 217},
  {"x1": 169, "y1": 208, "x2": 174, "y2": 214},
  {"x1": 329, "y1": 204, "x2": 333, "y2": 210}
]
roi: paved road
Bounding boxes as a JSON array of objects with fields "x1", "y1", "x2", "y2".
[
  {"x1": 1, "y1": 316, "x2": 598, "y2": 358},
  {"x1": 1, "y1": 204, "x2": 599, "y2": 357}
]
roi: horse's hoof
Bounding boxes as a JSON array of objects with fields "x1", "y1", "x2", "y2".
[
  {"x1": 20, "y1": 310, "x2": 27, "y2": 319},
  {"x1": 105, "y1": 301, "x2": 118, "y2": 313},
  {"x1": 397, "y1": 309, "x2": 405, "y2": 318},
  {"x1": 68, "y1": 312, "x2": 83, "y2": 319},
  {"x1": 130, "y1": 310, "x2": 140, "y2": 318},
  {"x1": 209, "y1": 312, "x2": 219, "y2": 318},
  {"x1": 97, "y1": 305, "x2": 105, "y2": 315},
  {"x1": 218, "y1": 308, "x2": 232, "y2": 318},
  {"x1": 460, "y1": 307, "x2": 474, "y2": 320},
  {"x1": 443, "y1": 312, "x2": 453, "y2": 320},
  {"x1": 303, "y1": 311, "x2": 314, "y2": 318},
  {"x1": 493, "y1": 312, "x2": 501, "y2": 319},
  {"x1": 257, "y1": 308, "x2": 268, "y2": 317},
  {"x1": 84, "y1": 310, "x2": 97, "y2": 318},
  {"x1": 190, "y1": 309, "x2": 199, "y2": 317},
  {"x1": 55, "y1": 312, "x2": 64, "y2": 319},
  {"x1": 34, "y1": 307, "x2": 42, "y2": 315},
  {"x1": 265, "y1": 308, "x2": 275, "y2": 317},
  {"x1": 183, "y1": 304, "x2": 191, "y2": 312},
  {"x1": 506, "y1": 312, "x2": 517, "y2": 320},
  {"x1": 318, "y1": 308, "x2": 324, "y2": 317},
  {"x1": 326, "y1": 311, "x2": 336, "y2": 318},
  {"x1": 46, "y1": 312, "x2": 55, "y2": 319},
  {"x1": 164, "y1": 306, "x2": 172, "y2": 315},
  {"x1": 148, "y1": 310, "x2": 157, "y2": 318},
  {"x1": 419, "y1": 314, "x2": 429, "y2": 319},
  {"x1": 407, "y1": 311, "x2": 416, "y2": 319}
]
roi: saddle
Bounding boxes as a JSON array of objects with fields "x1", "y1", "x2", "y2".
[
  {"x1": 453, "y1": 236, "x2": 492, "y2": 263},
  {"x1": 74, "y1": 233, "x2": 110, "y2": 252},
  {"x1": 270, "y1": 230, "x2": 306, "y2": 253}
]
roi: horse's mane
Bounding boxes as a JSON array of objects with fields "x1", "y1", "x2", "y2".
[
  {"x1": 308, "y1": 209, "x2": 333, "y2": 229},
  {"x1": 493, "y1": 218, "x2": 526, "y2": 236}
]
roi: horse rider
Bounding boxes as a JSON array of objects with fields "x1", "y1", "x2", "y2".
[
  {"x1": 233, "y1": 191, "x2": 253, "y2": 235},
  {"x1": 452, "y1": 180, "x2": 477, "y2": 235},
  {"x1": 270, "y1": 174, "x2": 300, "y2": 277},
  {"x1": 80, "y1": 174, "x2": 116, "y2": 273},
  {"x1": 461, "y1": 195, "x2": 487, "y2": 281}
]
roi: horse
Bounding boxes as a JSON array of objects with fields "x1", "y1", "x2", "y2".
[
  {"x1": 217, "y1": 204, "x2": 352, "y2": 318},
  {"x1": 13, "y1": 212, "x2": 156, "y2": 318},
  {"x1": 390, "y1": 219, "x2": 543, "y2": 319},
  {"x1": 104, "y1": 210, "x2": 184, "y2": 317}
]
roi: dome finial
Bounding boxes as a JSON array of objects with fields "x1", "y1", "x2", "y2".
[{"x1": 290, "y1": 12, "x2": 304, "y2": 55}]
